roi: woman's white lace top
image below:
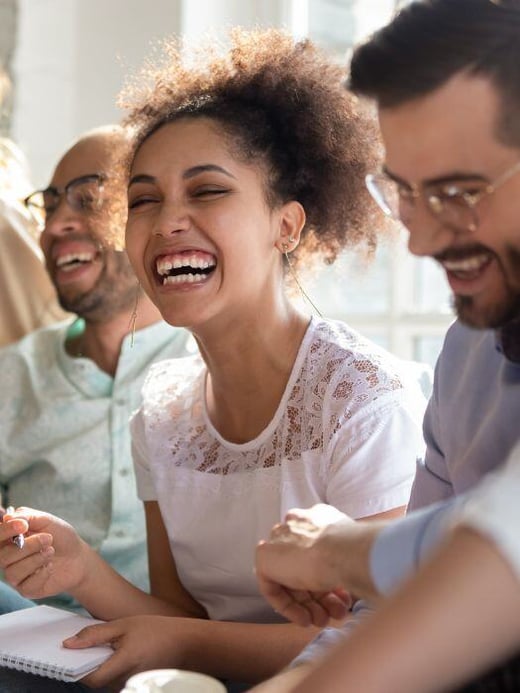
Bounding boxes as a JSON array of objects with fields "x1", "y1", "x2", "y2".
[{"x1": 132, "y1": 317, "x2": 426, "y2": 622}]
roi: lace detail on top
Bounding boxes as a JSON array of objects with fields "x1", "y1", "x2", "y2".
[{"x1": 141, "y1": 317, "x2": 405, "y2": 476}]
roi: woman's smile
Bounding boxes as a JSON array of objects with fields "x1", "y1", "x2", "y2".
[{"x1": 155, "y1": 249, "x2": 217, "y2": 287}]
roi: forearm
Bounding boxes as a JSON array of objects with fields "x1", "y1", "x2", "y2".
[
  {"x1": 290, "y1": 528, "x2": 520, "y2": 693},
  {"x1": 177, "y1": 619, "x2": 320, "y2": 684},
  {"x1": 70, "y1": 543, "x2": 197, "y2": 620}
]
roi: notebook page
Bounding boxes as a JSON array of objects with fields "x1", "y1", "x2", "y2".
[{"x1": 0, "y1": 605, "x2": 112, "y2": 682}]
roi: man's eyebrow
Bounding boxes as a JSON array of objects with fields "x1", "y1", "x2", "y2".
[
  {"x1": 47, "y1": 173, "x2": 102, "y2": 192},
  {"x1": 383, "y1": 164, "x2": 488, "y2": 188}
]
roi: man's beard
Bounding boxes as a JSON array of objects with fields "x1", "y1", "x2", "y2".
[
  {"x1": 454, "y1": 289, "x2": 520, "y2": 329},
  {"x1": 452, "y1": 244, "x2": 520, "y2": 330},
  {"x1": 57, "y1": 250, "x2": 137, "y2": 322}
]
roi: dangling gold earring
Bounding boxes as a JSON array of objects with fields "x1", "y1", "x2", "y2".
[
  {"x1": 129, "y1": 283, "x2": 140, "y2": 347},
  {"x1": 282, "y1": 242, "x2": 322, "y2": 317}
]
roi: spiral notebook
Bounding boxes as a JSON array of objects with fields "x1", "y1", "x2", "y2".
[{"x1": 0, "y1": 604, "x2": 112, "y2": 682}]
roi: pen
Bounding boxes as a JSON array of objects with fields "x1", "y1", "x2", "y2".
[{"x1": 5, "y1": 506, "x2": 25, "y2": 550}]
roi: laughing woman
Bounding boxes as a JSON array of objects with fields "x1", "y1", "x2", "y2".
[{"x1": 0, "y1": 29, "x2": 425, "y2": 690}]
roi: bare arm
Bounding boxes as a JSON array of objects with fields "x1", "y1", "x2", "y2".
[
  {"x1": 145, "y1": 500, "x2": 208, "y2": 618},
  {"x1": 67, "y1": 611, "x2": 322, "y2": 688},
  {"x1": 64, "y1": 500, "x2": 323, "y2": 686},
  {"x1": 0, "y1": 507, "x2": 194, "y2": 621}
]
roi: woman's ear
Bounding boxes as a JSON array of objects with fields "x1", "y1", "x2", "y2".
[{"x1": 275, "y1": 200, "x2": 306, "y2": 254}]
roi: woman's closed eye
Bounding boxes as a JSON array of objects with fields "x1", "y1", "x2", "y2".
[
  {"x1": 128, "y1": 195, "x2": 160, "y2": 211},
  {"x1": 191, "y1": 185, "x2": 230, "y2": 199}
]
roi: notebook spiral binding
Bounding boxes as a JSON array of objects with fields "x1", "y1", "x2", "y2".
[{"x1": 1, "y1": 652, "x2": 66, "y2": 679}]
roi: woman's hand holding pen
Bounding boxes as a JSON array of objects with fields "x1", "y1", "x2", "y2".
[{"x1": 0, "y1": 507, "x2": 93, "y2": 601}]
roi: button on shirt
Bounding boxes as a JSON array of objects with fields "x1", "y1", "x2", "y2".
[{"x1": 0, "y1": 318, "x2": 191, "y2": 610}]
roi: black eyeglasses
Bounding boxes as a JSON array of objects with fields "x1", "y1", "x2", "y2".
[{"x1": 24, "y1": 174, "x2": 106, "y2": 227}]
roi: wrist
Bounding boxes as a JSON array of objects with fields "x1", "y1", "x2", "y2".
[
  {"x1": 70, "y1": 540, "x2": 104, "y2": 600},
  {"x1": 172, "y1": 616, "x2": 209, "y2": 670},
  {"x1": 324, "y1": 520, "x2": 381, "y2": 600}
]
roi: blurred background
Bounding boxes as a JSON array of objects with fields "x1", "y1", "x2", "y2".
[{"x1": 0, "y1": 0, "x2": 453, "y2": 367}]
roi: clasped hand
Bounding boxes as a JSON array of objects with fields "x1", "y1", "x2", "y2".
[{"x1": 255, "y1": 503, "x2": 355, "y2": 628}]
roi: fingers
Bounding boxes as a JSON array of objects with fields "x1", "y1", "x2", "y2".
[
  {"x1": 0, "y1": 517, "x2": 29, "y2": 546},
  {"x1": 257, "y1": 573, "x2": 313, "y2": 627},
  {"x1": 8, "y1": 507, "x2": 57, "y2": 532},
  {"x1": 0, "y1": 533, "x2": 54, "y2": 584},
  {"x1": 318, "y1": 591, "x2": 351, "y2": 621},
  {"x1": 64, "y1": 623, "x2": 129, "y2": 689},
  {"x1": 64, "y1": 622, "x2": 117, "y2": 649},
  {"x1": 258, "y1": 570, "x2": 347, "y2": 628}
]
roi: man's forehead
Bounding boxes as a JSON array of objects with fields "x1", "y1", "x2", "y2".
[
  {"x1": 377, "y1": 73, "x2": 508, "y2": 180},
  {"x1": 50, "y1": 136, "x2": 112, "y2": 187}
]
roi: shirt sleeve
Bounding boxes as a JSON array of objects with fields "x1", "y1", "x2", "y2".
[
  {"x1": 454, "y1": 443, "x2": 520, "y2": 579},
  {"x1": 371, "y1": 443, "x2": 520, "y2": 591},
  {"x1": 130, "y1": 407, "x2": 157, "y2": 502},
  {"x1": 370, "y1": 499, "x2": 460, "y2": 594},
  {"x1": 290, "y1": 600, "x2": 375, "y2": 667},
  {"x1": 326, "y1": 393, "x2": 425, "y2": 519},
  {"x1": 408, "y1": 354, "x2": 454, "y2": 511}
]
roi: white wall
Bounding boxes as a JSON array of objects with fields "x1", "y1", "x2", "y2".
[
  {"x1": 11, "y1": 0, "x2": 290, "y2": 186},
  {"x1": 12, "y1": 0, "x2": 181, "y2": 186},
  {"x1": 180, "y1": 0, "x2": 287, "y2": 39}
]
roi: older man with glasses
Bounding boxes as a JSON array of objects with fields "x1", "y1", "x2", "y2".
[
  {"x1": 0, "y1": 125, "x2": 191, "y2": 620},
  {"x1": 252, "y1": 1, "x2": 520, "y2": 691}
]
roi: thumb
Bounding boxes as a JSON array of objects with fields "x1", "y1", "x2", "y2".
[
  {"x1": 63, "y1": 622, "x2": 116, "y2": 649},
  {"x1": 11, "y1": 508, "x2": 55, "y2": 532}
]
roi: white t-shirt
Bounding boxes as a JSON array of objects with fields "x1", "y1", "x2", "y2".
[
  {"x1": 456, "y1": 441, "x2": 520, "y2": 579},
  {"x1": 132, "y1": 317, "x2": 426, "y2": 622}
]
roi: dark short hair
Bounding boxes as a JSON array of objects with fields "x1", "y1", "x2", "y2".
[{"x1": 349, "y1": 0, "x2": 520, "y2": 146}]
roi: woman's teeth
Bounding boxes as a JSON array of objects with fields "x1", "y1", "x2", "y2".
[{"x1": 156, "y1": 253, "x2": 216, "y2": 284}]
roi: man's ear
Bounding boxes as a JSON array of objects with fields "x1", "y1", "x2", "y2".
[{"x1": 275, "y1": 200, "x2": 306, "y2": 254}]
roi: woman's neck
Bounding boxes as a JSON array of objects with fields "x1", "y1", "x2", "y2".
[{"x1": 198, "y1": 307, "x2": 311, "y2": 444}]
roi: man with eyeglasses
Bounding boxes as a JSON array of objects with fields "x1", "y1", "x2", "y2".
[
  {"x1": 252, "y1": 1, "x2": 520, "y2": 691},
  {"x1": 0, "y1": 125, "x2": 191, "y2": 617}
]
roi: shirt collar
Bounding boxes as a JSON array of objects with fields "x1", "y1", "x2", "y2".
[{"x1": 495, "y1": 321, "x2": 520, "y2": 363}]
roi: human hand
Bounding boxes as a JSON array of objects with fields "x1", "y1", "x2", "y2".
[
  {"x1": 0, "y1": 507, "x2": 90, "y2": 600},
  {"x1": 63, "y1": 615, "x2": 189, "y2": 690},
  {"x1": 256, "y1": 503, "x2": 383, "y2": 627}
]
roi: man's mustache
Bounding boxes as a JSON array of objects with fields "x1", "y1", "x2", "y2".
[{"x1": 433, "y1": 244, "x2": 493, "y2": 264}]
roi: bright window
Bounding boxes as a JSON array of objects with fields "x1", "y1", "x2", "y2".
[{"x1": 289, "y1": 0, "x2": 454, "y2": 368}]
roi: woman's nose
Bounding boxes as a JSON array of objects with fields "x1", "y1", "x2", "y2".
[{"x1": 153, "y1": 203, "x2": 191, "y2": 237}]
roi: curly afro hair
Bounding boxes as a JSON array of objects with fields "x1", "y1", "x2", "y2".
[{"x1": 120, "y1": 28, "x2": 382, "y2": 268}]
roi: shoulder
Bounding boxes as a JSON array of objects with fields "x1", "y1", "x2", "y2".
[
  {"x1": 435, "y1": 319, "x2": 500, "y2": 377},
  {"x1": 442, "y1": 319, "x2": 492, "y2": 350},
  {"x1": 305, "y1": 318, "x2": 412, "y2": 399},
  {"x1": 0, "y1": 320, "x2": 69, "y2": 367}
]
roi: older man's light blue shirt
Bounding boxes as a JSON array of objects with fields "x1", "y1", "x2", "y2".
[{"x1": 0, "y1": 318, "x2": 191, "y2": 611}]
